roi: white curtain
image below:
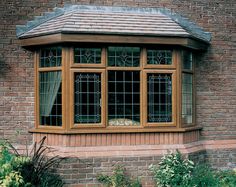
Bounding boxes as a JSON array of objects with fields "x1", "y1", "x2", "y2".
[{"x1": 40, "y1": 71, "x2": 62, "y2": 117}]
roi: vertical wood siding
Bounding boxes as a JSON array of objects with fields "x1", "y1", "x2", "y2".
[{"x1": 33, "y1": 131, "x2": 200, "y2": 147}]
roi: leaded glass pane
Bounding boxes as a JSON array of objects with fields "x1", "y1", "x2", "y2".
[
  {"x1": 40, "y1": 47, "x2": 62, "y2": 67},
  {"x1": 74, "y1": 48, "x2": 102, "y2": 64},
  {"x1": 108, "y1": 71, "x2": 140, "y2": 126},
  {"x1": 147, "y1": 73, "x2": 172, "y2": 123},
  {"x1": 182, "y1": 51, "x2": 193, "y2": 70},
  {"x1": 147, "y1": 50, "x2": 172, "y2": 65},
  {"x1": 39, "y1": 71, "x2": 62, "y2": 126},
  {"x1": 74, "y1": 73, "x2": 101, "y2": 124},
  {"x1": 182, "y1": 73, "x2": 193, "y2": 124},
  {"x1": 108, "y1": 47, "x2": 140, "y2": 67}
]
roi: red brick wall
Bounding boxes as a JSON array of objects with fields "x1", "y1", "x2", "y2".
[
  {"x1": 56, "y1": 149, "x2": 235, "y2": 187},
  {"x1": 0, "y1": 0, "x2": 235, "y2": 143}
]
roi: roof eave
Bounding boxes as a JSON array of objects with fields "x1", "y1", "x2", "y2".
[{"x1": 19, "y1": 32, "x2": 209, "y2": 50}]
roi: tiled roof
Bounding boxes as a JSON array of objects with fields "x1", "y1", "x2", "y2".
[{"x1": 16, "y1": 5, "x2": 211, "y2": 43}]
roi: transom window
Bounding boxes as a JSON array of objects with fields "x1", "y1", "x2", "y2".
[{"x1": 36, "y1": 46, "x2": 195, "y2": 132}]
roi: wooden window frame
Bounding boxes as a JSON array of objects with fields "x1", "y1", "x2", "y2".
[
  {"x1": 143, "y1": 70, "x2": 177, "y2": 127},
  {"x1": 143, "y1": 48, "x2": 177, "y2": 69},
  {"x1": 71, "y1": 47, "x2": 106, "y2": 68},
  {"x1": 35, "y1": 49, "x2": 65, "y2": 130},
  {"x1": 70, "y1": 69, "x2": 106, "y2": 128},
  {"x1": 34, "y1": 45, "x2": 196, "y2": 133}
]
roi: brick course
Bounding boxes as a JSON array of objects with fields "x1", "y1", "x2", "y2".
[
  {"x1": 58, "y1": 149, "x2": 235, "y2": 187},
  {"x1": 0, "y1": 0, "x2": 235, "y2": 142}
]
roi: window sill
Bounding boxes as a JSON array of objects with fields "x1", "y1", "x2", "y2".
[{"x1": 29, "y1": 126, "x2": 202, "y2": 134}]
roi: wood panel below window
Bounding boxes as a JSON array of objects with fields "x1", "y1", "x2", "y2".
[{"x1": 33, "y1": 130, "x2": 200, "y2": 147}]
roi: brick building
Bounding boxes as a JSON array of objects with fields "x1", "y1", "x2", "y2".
[{"x1": 0, "y1": 0, "x2": 235, "y2": 186}]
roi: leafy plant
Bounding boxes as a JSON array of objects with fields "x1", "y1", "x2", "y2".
[
  {"x1": 24, "y1": 136, "x2": 64, "y2": 186},
  {"x1": 149, "y1": 150, "x2": 194, "y2": 187},
  {"x1": 190, "y1": 164, "x2": 219, "y2": 187},
  {"x1": 0, "y1": 144, "x2": 27, "y2": 187},
  {"x1": 216, "y1": 169, "x2": 236, "y2": 187},
  {"x1": 97, "y1": 165, "x2": 142, "y2": 187},
  {"x1": 0, "y1": 136, "x2": 64, "y2": 187}
]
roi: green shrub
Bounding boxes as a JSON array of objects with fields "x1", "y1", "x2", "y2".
[
  {"x1": 190, "y1": 164, "x2": 219, "y2": 187},
  {"x1": 0, "y1": 137, "x2": 64, "y2": 187},
  {"x1": 0, "y1": 145, "x2": 27, "y2": 187},
  {"x1": 216, "y1": 169, "x2": 236, "y2": 187},
  {"x1": 97, "y1": 165, "x2": 142, "y2": 187},
  {"x1": 149, "y1": 150, "x2": 236, "y2": 187},
  {"x1": 149, "y1": 150, "x2": 194, "y2": 187}
]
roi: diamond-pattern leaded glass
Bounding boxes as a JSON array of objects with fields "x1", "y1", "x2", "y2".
[
  {"x1": 108, "y1": 47, "x2": 140, "y2": 67},
  {"x1": 74, "y1": 48, "x2": 102, "y2": 64},
  {"x1": 74, "y1": 73, "x2": 101, "y2": 124},
  {"x1": 182, "y1": 73, "x2": 193, "y2": 124},
  {"x1": 147, "y1": 50, "x2": 172, "y2": 65},
  {"x1": 108, "y1": 71, "x2": 140, "y2": 126},
  {"x1": 147, "y1": 73, "x2": 172, "y2": 122},
  {"x1": 39, "y1": 71, "x2": 62, "y2": 126},
  {"x1": 40, "y1": 47, "x2": 62, "y2": 67}
]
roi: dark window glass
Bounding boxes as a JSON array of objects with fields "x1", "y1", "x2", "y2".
[
  {"x1": 39, "y1": 71, "x2": 62, "y2": 126},
  {"x1": 74, "y1": 73, "x2": 101, "y2": 124},
  {"x1": 182, "y1": 51, "x2": 193, "y2": 70},
  {"x1": 40, "y1": 47, "x2": 62, "y2": 67},
  {"x1": 74, "y1": 48, "x2": 102, "y2": 64},
  {"x1": 147, "y1": 73, "x2": 172, "y2": 123},
  {"x1": 182, "y1": 73, "x2": 193, "y2": 124},
  {"x1": 108, "y1": 47, "x2": 140, "y2": 67},
  {"x1": 108, "y1": 71, "x2": 140, "y2": 126}
]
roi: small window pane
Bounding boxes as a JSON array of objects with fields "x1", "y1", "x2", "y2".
[
  {"x1": 182, "y1": 73, "x2": 193, "y2": 124},
  {"x1": 183, "y1": 51, "x2": 193, "y2": 70},
  {"x1": 108, "y1": 71, "x2": 140, "y2": 126},
  {"x1": 147, "y1": 73, "x2": 172, "y2": 123},
  {"x1": 40, "y1": 47, "x2": 62, "y2": 67},
  {"x1": 74, "y1": 48, "x2": 102, "y2": 64},
  {"x1": 108, "y1": 47, "x2": 140, "y2": 67},
  {"x1": 74, "y1": 73, "x2": 101, "y2": 124},
  {"x1": 39, "y1": 71, "x2": 62, "y2": 126},
  {"x1": 147, "y1": 50, "x2": 172, "y2": 65}
]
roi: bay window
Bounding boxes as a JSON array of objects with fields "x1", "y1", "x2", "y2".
[{"x1": 34, "y1": 45, "x2": 195, "y2": 132}]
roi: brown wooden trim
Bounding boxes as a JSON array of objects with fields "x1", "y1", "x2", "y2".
[
  {"x1": 35, "y1": 47, "x2": 64, "y2": 129},
  {"x1": 140, "y1": 48, "x2": 145, "y2": 127},
  {"x1": 106, "y1": 67, "x2": 141, "y2": 71},
  {"x1": 61, "y1": 34, "x2": 187, "y2": 45},
  {"x1": 20, "y1": 34, "x2": 62, "y2": 46},
  {"x1": 175, "y1": 49, "x2": 182, "y2": 128},
  {"x1": 34, "y1": 51, "x2": 39, "y2": 129},
  {"x1": 70, "y1": 47, "x2": 106, "y2": 68},
  {"x1": 143, "y1": 69, "x2": 177, "y2": 127},
  {"x1": 29, "y1": 126, "x2": 202, "y2": 134},
  {"x1": 33, "y1": 45, "x2": 197, "y2": 133},
  {"x1": 32, "y1": 131, "x2": 200, "y2": 146},
  {"x1": 36, "y1": 125, "x2": 64, "y2": 130},
  {"x1": 62, "y1": 47, "x2": 69, "y2": 131},
  {"x1": 70, "y1": 69, "x2": 106, "y2": 128},
  {"x1": 38, "y1": 67, "x2": 62, "y2": 72},
  {"x1": 20, "y1": 33, "x2": 208, "y2": 50},
  {"x1": 143, "y1": 48, "x2": 176, "y2": 69}
]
